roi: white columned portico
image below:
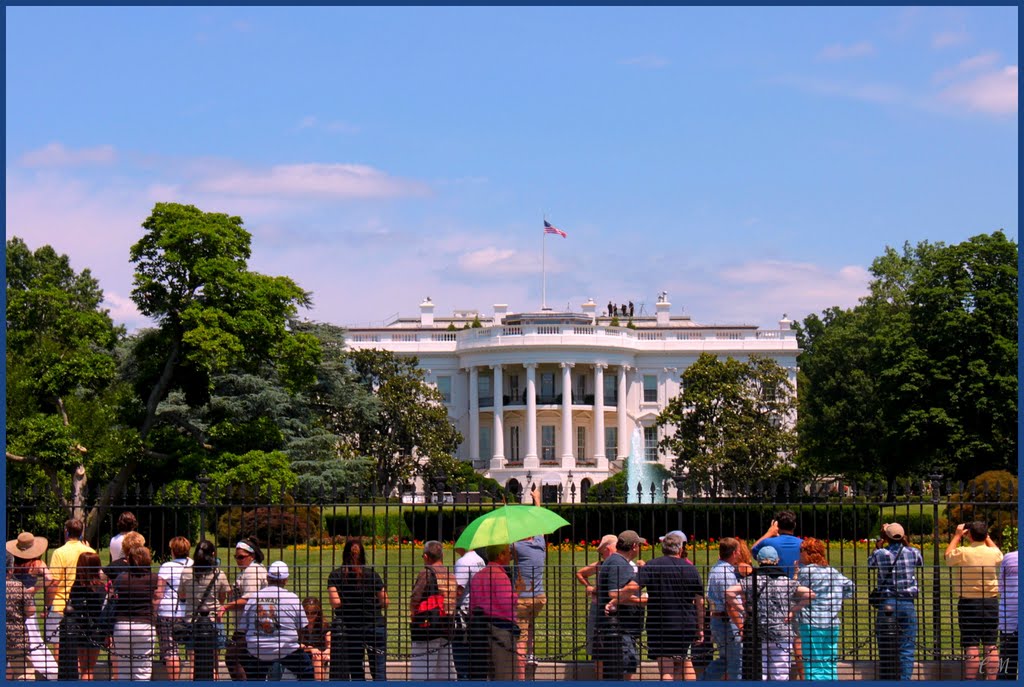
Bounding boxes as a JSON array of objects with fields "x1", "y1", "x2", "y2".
[
  {"x1": 491, "y1": 364, "x2": 504, "y2": 470},
  {"x1": 468, "y1": 366, "x2": 480, "y2": 463},
  {"x1": 524, "y1": 363, "x2": 539, "y2": 468},
  {"x1": 594, "y1": 364, "x2": 607, "y2": 470},
  {"x1": 617, "y1": 365, "x2": 630, "y2": 460},
  {"x1": 560, "y1": 362, "x2": 575, "y2": 467}
]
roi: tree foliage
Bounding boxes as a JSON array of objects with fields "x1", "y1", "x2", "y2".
[
  {"x1": 655, "y1": 353, "x2": 797, "y2": 492},
  {"x1": 797, "y1": 232, "x2": 1017, "y2": 482}
]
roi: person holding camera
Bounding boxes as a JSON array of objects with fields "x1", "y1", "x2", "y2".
[{"x1": 946, "y1": 521, "x2": 1003, "y2": 680}]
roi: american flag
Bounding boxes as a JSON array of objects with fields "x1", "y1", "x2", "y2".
[{"x1": 544, "y1": 220, "x2": 567, "y2": 238}]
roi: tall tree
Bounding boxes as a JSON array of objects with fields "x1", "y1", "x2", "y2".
[
  {"x1": 655, "y1": 353, "x2": 797, "y2": 494},
  {"x1": 88, "y1": 202, "x2": 320, "y2": 540},
  {"x1": 5, "y1": 237, "x2": 128, "y2": 520},
  {"x1": 797, "y1": 231, "x2": 1017, "y2": 483}
]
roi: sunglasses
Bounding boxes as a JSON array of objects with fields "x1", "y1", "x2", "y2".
[{"x1": 235, "y1": 552, "x2": 252, "y2": 559}]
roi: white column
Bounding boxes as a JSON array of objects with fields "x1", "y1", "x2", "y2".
[
  {"x1": 490, "y1": 364, "x2": 504, "y2": 469},
  {"x1": 617, "y1": 365, "x2": 630, "y2": 460},
  {"x1": 468, "y1": 366, "x2": 480, "y2": 463},
  {"x1": 594, "y1": 364, "x2": 607, "y2": 470},
  {"x1": 560, "y1": 362, "x2": 575, "y2": 467},
  {"x1": 524, "y1": 363, "x2": 539, "y2": 468}
]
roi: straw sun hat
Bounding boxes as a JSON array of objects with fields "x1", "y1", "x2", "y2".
[{"x1": 6, "y1": 532, "x2": 49, "y2": 560}]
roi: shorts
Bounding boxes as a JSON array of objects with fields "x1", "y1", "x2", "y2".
[
  {"x1": 44, "y1": 611, "x2": 64, "y2": 644},
  {"x1": 958, "y1": 597, "x2": 998, "y2": 648},
  {"x1": 516, "y1": 594, "x2": 547, "y2": 637},
  {"x1": 157, "y1": 617, "x2": 186, "y2": 659},
  {"x1": 594, "y1": 629, "x2": 638, "y2": 674}
]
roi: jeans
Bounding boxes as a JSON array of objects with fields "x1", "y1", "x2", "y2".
[
  {"x1": 243, "y1": 648, "x2": 314, "y2": 681},
  {"x1": 799, "y1": 624, "x2": 839, "y2": 680},
  {"x1": 998, "y1": 630, "x2": 1018, "y2": 680},
  {"x1": 876, "y1": 599, "x2": 917, "y2": 681},
  {"x1": 702, "y1": 616, "x2": 742, "y2": 680}
]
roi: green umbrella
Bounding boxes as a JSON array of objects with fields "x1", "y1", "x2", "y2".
[{"x1": 455, "y1": 505, "x2": 570, "y2": 550}]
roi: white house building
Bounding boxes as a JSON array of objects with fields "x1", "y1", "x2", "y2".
[{"x1": 344, "y1": 295, "x2": 800, "y2": 502}]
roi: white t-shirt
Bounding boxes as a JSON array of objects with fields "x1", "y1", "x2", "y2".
[
  {"x1": 454, "y1": 550, "x2": 485, "y2": 611},
  {"x1": 109, "y1": 533, "x2": 126, "y2": 563},
  {"x1": 157, "y1": 557, "x2": 194, "y2": 618},
  {"x1": 241, "y1": 585, "x2": 304, "y2": 661}
]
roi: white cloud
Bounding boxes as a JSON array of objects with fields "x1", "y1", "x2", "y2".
[
  {"x1": 771, "y1": 75, "x2": 905, "y2": 106},
  {"x1": 20, "y1": 142, "x2": 117, "y2": 167},
  {"x1": 196, "y1": 163, "x2": 431, "y2": 199},
  {"x1": 937, "y1": 65, "x2": 1018, "y2": 115},
  {"x1": 620, "y1": 55, "x2": 670, "y2": 69},
  {"x1": 818, "y1": 42, "x2": 876, "y2": 61},
  {"x1": 102, "y1": 291, "x2": 149, "y2": 331},
  {"x1": 932, "y1": 31, "x2": 969, "y2": 49},
  {"x1": 932, "y1": 52, "x2": 1000, "y2": 83},
  {"x1": 456, "y1": 247, "x2": 539, "y2": 277}
]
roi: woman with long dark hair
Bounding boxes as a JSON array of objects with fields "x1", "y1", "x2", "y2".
[
  {"x1": 327, "y1": 538, "x2": 388, "y2": 680},
  {"x1": 179, "y1": 540, "x2": 230, "y2": 680},
  {"x1": 65, "y1": 552, "x2": 107, "y2": 680}
]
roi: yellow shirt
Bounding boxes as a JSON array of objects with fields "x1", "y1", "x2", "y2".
[
  {"x1": 945, "y1": 542, "x2": 1003, "y2": 599},
  {"x1": 48, "y1": 540, "x2": 96, "y2": 613}
]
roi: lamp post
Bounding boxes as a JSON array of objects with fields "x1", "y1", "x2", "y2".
[
  {"x1": 566, "y1": 470, "x2": 574, "y2": 504},
  {"x1": 525, "y1": 470, "x2": 533, "y2": 502}
]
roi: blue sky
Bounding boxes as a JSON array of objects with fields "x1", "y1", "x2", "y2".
[{"x1": 6, "y1": 6, "x2": 1017, "y2": 331}]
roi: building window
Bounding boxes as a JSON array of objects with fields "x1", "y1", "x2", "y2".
[
  {"x1": 480, "y1": 426, "x2": 492, "y2": 460},
  {"x1": 509, "y1": 374, "x2": 520, "y2": 403},
  {"x1": 606, "y1": 427, "x2": 618, "y2": 461},
  {"x1": 576, "y1": 375, "x2": 586, "y2": 403},
  {"x1": 644, "y1": 426, "x2": 657, "y2": 460},
  {"x1": 576, "y1": 426, "x2": 586, "y2": 460},
  {"x1": 643, "y1": 375, "x2": 658, "y2": 403},
  {"x1": 436, "y1": 376, "x2": 452, "y2": 404},
  {"x1": 478, "y1": 375, "x2": 492, "y2": 407},
  {"x1": 541, "y1": 425, "x2": 556, "y2": 462},
  {"x1": 540, "y1": 372, "x2": 555, "y2": 402},
  {"x1": 510, "y1": 426, "x2": 520, "y2": 461},
  {"x1": 580, "y1": 478, "x2": 592, "y2": 501},
  {"x1": 541, "y1": 484, "x2": 559, "y2": 503},
  {"x1": 604, "y1": 374, "x2": 617, "y2": 405}
]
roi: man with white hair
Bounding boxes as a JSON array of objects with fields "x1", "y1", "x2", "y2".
[{"x1": 240, "y1": 561, "x2": 313, "y2": 680}]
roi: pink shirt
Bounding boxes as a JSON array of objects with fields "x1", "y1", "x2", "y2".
[{"x1": 468, "y1": 562, "x2": 516, "y2": 622}]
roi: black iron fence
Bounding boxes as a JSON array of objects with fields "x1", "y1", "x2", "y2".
[{"x1": 4, "y1": 476, "x2": 1018, "y2": 681}]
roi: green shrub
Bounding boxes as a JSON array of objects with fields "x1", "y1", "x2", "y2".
[{"x1": 946, "y1": 470, "x2": 1018, "y2": 534}]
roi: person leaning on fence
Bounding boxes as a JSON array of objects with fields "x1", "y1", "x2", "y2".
[
  {"x1": 327, "y1": 538, "x2": 389, "y2": 681},
  {"x1": 111, "y1": 545, "x2": 162, "y2": 681},
  {"x1": 945, "y1": 521, "x2": 1004, "y2": 680},
  {"x1": 595, "y1": 529, "x2": 647, "y2": 681},
  {"x1": 869, "y1": 522, "x2": 923, "y2": 681},
  {"x1": 452, "y1": 529, "x2": 486, "y2": 681},
  {"x1": 468, "y1": 543, "x2": 520, "y2": 680},
  {"x1": 7, "y1": 532, "x2": 58, "y2": 680},
  {"x1": 7, "y1": 551, "x2": 36, "y2": 681},
  {"x1": 155, "y1": 536, "x2": 193, "y2": 680},
  {"x1": 44, "y1": 518, "x2": 95, "y2": 667},
  {"x1": 997, "y1": 548, "x2": 1018, "y2": 680},
  {"x1": 725, "y1": 545, "x2": 814, "y2": 681},
  {"x1": 179, "y1": 540, "x2": 231, "y2": 680},
  {"x1": 702, "y1": 537, "x2": 745, "y2": 681},
  {"x1": 217, "y1": 537, "x2": 268, "y2": 681},
  {"x1": 239, "y1": 561, "x2": 314, "y2": 681},
  {"x1": 795, "y1": 537, "x2": 855, "y2": 680},
  {"x1": 576, "y1": 533, "x2": 618, "y2": 671},
  {"x1": 409, "y1": 539, "x2": 457, "y2": 681}
]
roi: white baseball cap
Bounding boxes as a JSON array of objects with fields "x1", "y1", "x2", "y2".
[{"x1": 267, "y1": 561, "x2": 289, "y2": 581}]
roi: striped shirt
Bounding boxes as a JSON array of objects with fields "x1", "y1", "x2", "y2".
[
  {"x1": 796, "y1": 564, "x2": 855, "y2": 627},
  {"x1": 868, "y1": 544, "x2": 923, "y2": 598}
]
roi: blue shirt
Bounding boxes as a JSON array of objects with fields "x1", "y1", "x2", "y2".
[
  {"x1": 998, "y1": 551, "x2": 1018, "y2": 633},
  {"x1": 753, "y1": 534, "x2": 803, "y2": 577},
  {"x1": 706, "y1": 559, "x2": 740, "y2": 614},
  {"x1": 512, "y1": 535, "x2": 546, "y2": 597}
]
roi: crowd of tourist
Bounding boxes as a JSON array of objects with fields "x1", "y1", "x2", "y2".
[{"x1": 4, "y1": 508, "x2": 1019, "y2": 681}]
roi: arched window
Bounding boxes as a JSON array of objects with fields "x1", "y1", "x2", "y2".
[
  {"x1": 580, "y1": 478, "x2": 593, "y2": 501},
  {"x1": 506, "y1": 478, "x2": 522, "y2": 500}
]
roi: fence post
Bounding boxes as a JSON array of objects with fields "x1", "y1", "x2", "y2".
[{"x1": 930, "y1": 473, "x2": 942, "y2": 661}]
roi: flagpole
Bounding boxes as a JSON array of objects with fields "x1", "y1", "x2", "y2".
[{"x1": 541, "y1": 214, "x2": 547, "y2": 310}]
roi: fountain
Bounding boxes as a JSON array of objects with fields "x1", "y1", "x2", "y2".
[{"x1": 625, "y1": 426, "x2": 667, "y2": 503}]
